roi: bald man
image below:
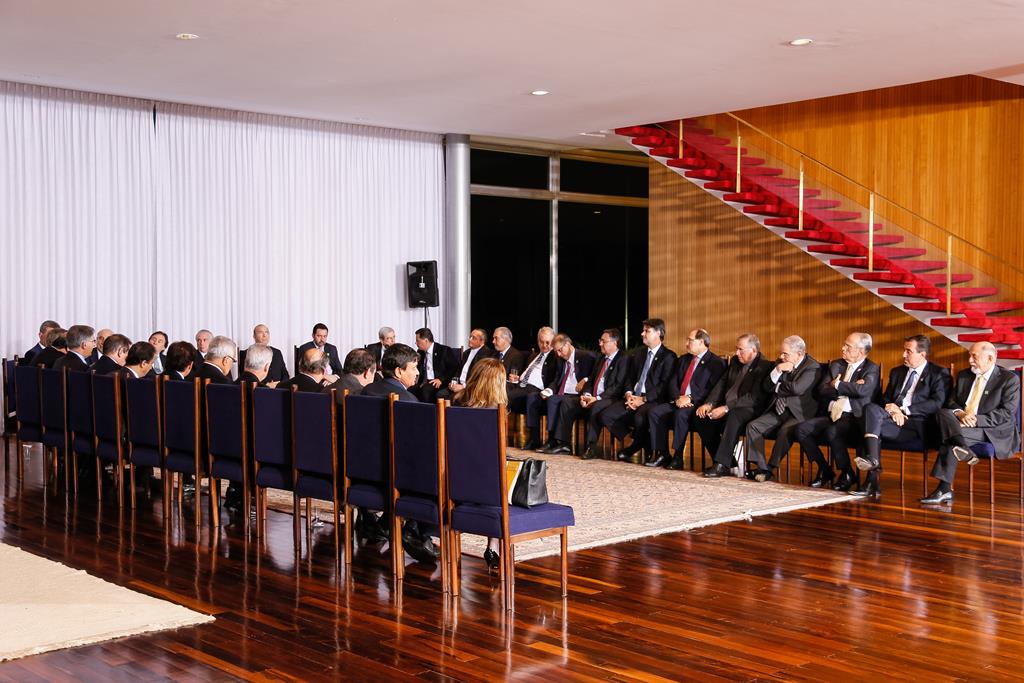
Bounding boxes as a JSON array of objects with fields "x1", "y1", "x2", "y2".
[
  {"x1": 89, "y1": 328, "x2": 113, "y2": 365},
  {"x1": 922, "y1": 342, "x2": 1021, "y2": 505},
  {"x1": 251, "y1": 324, "x2": 290, "y2": 384}
]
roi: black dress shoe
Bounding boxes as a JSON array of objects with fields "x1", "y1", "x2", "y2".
[
  {"x1": 669, "y1": 454, "x2": 684, "y2": 470},
  {"x1": 522, "y1": 439, "x2": 541, "y2": 451},
  {"x1": 854, "y1": 456, "x2": 880, "y2": 472},
  {"x1": 703, "y1": 463, "x2": 731, "y2": 478},
  {"x1": 644, "y1": 452, "x2": 668, "y2": 468},
  {"x1": 851, "y1": 479, "x2": 881, "y2": 498},
  {"x1": 404, "y1": 536, "x2": 439, "y2": 564},
  {"x1": 832, "y1": 474, "x2": 857, "y2": 492},
  {"x1": 540, "y1": 442, "x2": 571, "y2": 455},
  {"x1": 580, "y1": 444, "x2": 598, "y2": 460},
  {"x1": 616, "y1": 446, "x2": 639, "y2": 462},
  {"x1": 483, "y1": 548, "x2": 500, "y2": 572},
  {"x1": 809, "y1": 470, "x2": 835, "y2": 489},
  {"x1": 920, "y1": 487, "x2": 954, "y2": 505}
]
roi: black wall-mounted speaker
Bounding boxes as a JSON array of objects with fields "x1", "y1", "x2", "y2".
[{"x1": 406, "y1": 260, "x2": 439, "y2": 308}]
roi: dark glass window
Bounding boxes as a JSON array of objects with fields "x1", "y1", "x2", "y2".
[
  {"x1": 470, "y1": 196, "x2": 550, "y2": 350},
  {"x1": 557, "y1": 203, "x2": 648, "y2": 351},
  {"x1": 470, "y1": 149, "x2": 549, "y2": 190},
  {"x1": 560, "y1": 159, "x2": 648, "y2": 198}
]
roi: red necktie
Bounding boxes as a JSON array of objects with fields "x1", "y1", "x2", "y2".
[
  {"x1": 592, "y1": 357, "x2": 610, "y2": 395},
  {"x1": 679, "y1": 357, "x2": 698, "y2": 396},
  {"x1": 557, "y1": 362, "x2": 571, "y2": 394}
]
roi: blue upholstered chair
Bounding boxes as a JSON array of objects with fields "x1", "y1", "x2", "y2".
[
  {"x1": 2, "y1": 358, "x2": 17, "y2": 457},
  {"x1": 66, "y1": 371, "x2": 96, "y2": 494},
  {"x1": 124, "y1": 376, "x2": 164, "y2": 510},
  {"x1": 391, "y1": 397, "x2": 448, "y2": 590},
  {"x1": 251, "y1": 386, "x2": 294, "y2": 538},
  {"x1": 39, "y1": 368, "x2": 68, "y2": 488},
  {"x1": 968, "y1": 368, "x2": 1023, "y2": 501},
  {"x1": 445, "y1": 405, "x2": 575, "y2": 611},
  {"x1": 206, "y1": 382, "x2": 249, "y2": 531},
  {"x1": 342, "y1": 394, "x2": 390, "y2": 565},
  {"x1": 14, "y1": 365, "x2": 43, "y2": 477},
  {"x1": 163, "y1": 378, "x2": 211, "y2": 527},
  {"x1": 92, "y1": 374, "x2": 127, "y2": 506},
  {"x1": 292, "y1": 389, "x2": 340, "y2": 561}
]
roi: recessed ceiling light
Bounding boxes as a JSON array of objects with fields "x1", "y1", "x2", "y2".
[
  {"x1": 530, "y1": 90, "x2": 550, "y2": 96},
  {"x1": 788, "y1": 38, "x2": 813, "y2": 46},
  {"x1": 176, "y1": 33, "x2": 200, "y2": 41},
  {"x1": 578, "y1": 132, "x2": 607, "y2": 138}
]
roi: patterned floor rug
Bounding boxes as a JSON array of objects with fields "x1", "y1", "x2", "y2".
[
  {"x1": 264, "y1": 448, "x2": 856, "y2": 561},
  {"x1": 0, "y1": 544, "x2": 213, "y2": 661}
]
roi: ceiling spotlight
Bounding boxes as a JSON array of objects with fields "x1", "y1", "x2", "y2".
[
  {"x1": 176, "y1": 33, "x2": 200, "y2": 40},
  {"x1": 530, "y1": 90, "x2": 550, "y2": 96},
  {"x1": 578, "y1": 132, "x2": 607, "y2": 138},
  {"x1": 788, "y1": 38, "x2": 813, "y2": 46}
]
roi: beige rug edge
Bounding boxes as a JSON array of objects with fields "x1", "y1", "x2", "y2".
[{"x1": 0, "y1": 544, "x2": 214, "y2": 663}]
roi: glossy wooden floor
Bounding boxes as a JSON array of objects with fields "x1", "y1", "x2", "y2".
[{"x1": 2, "y1": 442, "x2": 1023, "y2": 682}]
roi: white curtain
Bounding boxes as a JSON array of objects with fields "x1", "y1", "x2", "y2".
[
  {"x1": 153, "y1": 104, "x2": 445, "y2": 363},
  {"x1": 0, "y1": 81, "x2": 156, "y2": 357},
  {"x1": 0, "y1": 82, "x2": 445, "y2": 379}
]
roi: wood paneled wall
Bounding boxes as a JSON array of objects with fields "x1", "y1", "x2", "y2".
[
  {"x1": 649, "y1": 75, "x2": 1024, "y2": 372},
  {"x1": 648, "y1": 161, "x2": 965, "y2": 373}
]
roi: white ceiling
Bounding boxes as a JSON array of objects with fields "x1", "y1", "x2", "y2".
[{"x1": 3, "y1": 0, "x2": 1024, "y2": 149}]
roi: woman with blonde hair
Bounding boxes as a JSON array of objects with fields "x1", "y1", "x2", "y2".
[{"x1": 453, "y1": 357, "x2": 508, "y2": 570}]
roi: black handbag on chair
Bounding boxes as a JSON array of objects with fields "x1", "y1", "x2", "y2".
[{"x1": 507, "y1": 457, "x2": 549, "y2": 508}]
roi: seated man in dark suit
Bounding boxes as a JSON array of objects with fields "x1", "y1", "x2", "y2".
[
  {"x1": 701, "y1": 333, "x2": 774, "y2": 478},
  {"x1": 31, "y1": 327, "x2": 68, "y2": 368},
  {"x1": 744, "y1": 335, "x2": 820, "y2": 482},
  {"x1": 194, "y1": 335, "x2": 237, "y2": 385},
  {"x1": 922, "y1": 342, "x2": 1021, "y2": 505},
  {"x1": 412, "y1": 327, "x2": 454, "y2": 403},
  {"x1": 335, "y1": 348, "x2": 376, "y2": 397},
  {"x1": 438, "y1": 328, "x2": 496, "y2": 400},
  {"x1": 507, "y1": 326, "x2": 559, "y2": 416},
  {"x1": 238, "y1": 343, "x2": 272, "y2": 386},
  {"x1": 194, "y1": 329, "x2": 213, "y2": 370},
  {"x1": 279, "y1": 348, "x2": 336, "y2": 392},
  {"x1": 251, "y1": 324, "x2": 289, "y2": 385},
  {"x1": 492, "y1": 327, "x2": 525, "y2": 378},
  {"x1": 645, "y1": 328, "x2": 727, "y2": 469},
  {"x1": 857, "y1": 334, "x2": 949, "y2": 498},
  {"x1": 148, "y1": 331, "x2": 169, "y2": 375},
  {"x1": 122, "y1": 342, "x2": 157, "y2": 379},
  {"x1": 365, "y1": 326, "x2": 396, "y2": 373},
  {"x1": 794, "y1": 332, "x2": 881, "y2": 492},
  {"x1": 163, "y1": 341, "x2": 197, "y2": 381},
  {"x1": 93, "y1": 333, "x2": 131, "y2": 375},
  {"x1": 88, "y1": 328, "x2": 113, "y2": 366},
  {"x1": 602, "y1": 318, "x2": 678, "y2": 464},
  {"x1": 53, "y1": 325, "x2": 96, "y2": 373},
  {"x1": 549, "y1": 329, "x2": 628, "y2": 458},
  {"x1": 21, "y1": 320, "x2": 60, "y2": 365},
  {"x1": 362, "y1": 343, "x2": 420, "y2": 402},
  {"x1": 296, "y1": 323, "x2": 343, "y2": 377},
  {"x1": 529, "y1": 334, "x2": 595, "y2": 453}
]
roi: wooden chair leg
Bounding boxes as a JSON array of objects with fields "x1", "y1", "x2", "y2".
[
  {"x1": 392, "y1": 514, "x2": 404, "y2": 580},
  {"x1": 293, "y1": 495, "x2": 301, "y2": 556},
  {"x1": 969, "y1": 460, "x2": 975, "y2": 495},
  {"x1": 343, "y1": 505, "x2": 353, "y2": 565},
  {"x1": 560, "y1": 529, "x2": 568, "y2": 598},
  {"x1": 1019, "y1": 458, "x2": 1023, "y2": 502},
  {"x1": 332, "y1": 500, "x2": 340, "y2": 566},
  {"x1": 129, "y1": 464, "x2": 137, "y2": 509},
  {"x1": 922, "y1": 453, "x2": 929, "y2": 497},
  {"x1": 95, "y1": 456, "x2": 103, "y2": 501},
  {"x1": 989, "y1": 459, "x2": 995, "y2": 502},
  {"x1": 449, "y1": 530, "x2": 461, "y2": 596},
  {"x1": 194, "y1": 475, "x2": 202, "y2": 528},
  {"x1": 116, "y1": 460, "x2": 125, "y2": 508},
  {"x1": 211, "y1": 478, "x2": 221, "y2": 528},
  {"x1": 305, "y1": 498, "x2": 312, "y2": 536}
]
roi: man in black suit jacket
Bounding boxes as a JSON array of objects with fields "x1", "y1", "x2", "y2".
[
  {"x1": 794, "y1": 332, "x2": 882, "y2": 492},
  {"x1": 194, "y1": 329, "x2": 213, "y2": 370},
  {"x1": 93, "y1": 333, "x2": 131, "y2": 376},
  {"x1": 700, "y1": 334, "x2": 775, "y2": 478},
  {"x1": 528, "y1": 334, "x2": 595, "y2": 452},
  {"x1": 279, "y1": 348, "x2": 337, "y2": 392},
  {"x1": 297, "y1": 323, "x2": 343, "y2": 376},
  {"x1": 858, "y1": 335, "x2": 950, "y2": 498},
  {"x1": 508, "y1": 327, "x2": 559, "y2": 416},
  {"x1": 194, "y1": 335, "x2": 236, "y2": 385},
  {"x1": 412, "y1": 328, "x2": 455, "y2": 403},
  {"x1": 744, "y1": 335, "x2": 821, "y2": 482},
  {"x1": 148, "y1": 331, "x2": 169, "y2": 374},
  {"x1": 550, "y1": 328, "x2": 629, "y2": 458},
  {"x1": 362, "y1": 344, "x2": 420, "y2": 402},
  {"x1": 645, "y1": 329, "x2": 728, "y2": 469},
  {"x1": 438, "y1": 328, "x2": 496, "y2": 400},
  {"x1": 365, "y1": 326, "x2": 396, "y2": 374},
  {"x1": 122, "y1": 341, "x2": 157, "y2": 379},
  {"x1": 162, "y1": 341, "x2": 197, "y2": 381},
  {"x1": 251, "y1": 325, "x2": 290, "y2": 384},
  {"x1": 31, "y1": 327, "x2": 68, "y2": 369},
  {"x1": 87, "y1": 328, "x2": 112, "y2": 366},
  {"x1": 335, "y1": 348, "x2": 376, "y2": 398},
  {"x1": 53, "y1": 325, "x2": 96, "y2": 373},
  {"x1": 492, "y1": 327, "x2": 526, "y2": 378},
  {"x1": 922, "y1": 342, "x2": 1021, "y2": 505},
  {"x1": 21, "y1": 320, "x2": 60, "y2": 365},
  {"x1": 601, "y1": 318, "x2": 678, "y2": 464},
  {"x1": 237, "y1": 342, "x2": 271, "y2": 386}
]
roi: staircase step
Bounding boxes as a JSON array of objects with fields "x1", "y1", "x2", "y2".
[
  {"x1": 813, "y1": 209, "x2": 862, "y2": 221},
  {"x1": 745, "y1": 204, "x2": 794, "y2": 217},
  {"x1": 759, "y1": 176, "x2": 801, "y2": 188},
  {"x1": 915, "y1": 273, "x2": 973, "y2": 284},
  {"x1": 690, "y1": 134, "x2": 730, "y2": 146},
  {"x1": 856, "y1": 272, "x2": 971, "y2": 285},
  {"x1": 824, "y1": 221, "x2": 885, "y2": 234},
  {"x1": 723, "y1": 191, "x2": 771, "y2": 204},
  {"x1": 742, "y1": 167, "x2": 785, "y2": 177},
  {"x1": 786, "y1": 231, "x2": 903, "y2": 245},
  {"x1": 960, "y1": 330, "x2": 1024, "y2": 343},
  {"x1": 631, "y1": 135, "x2": 671, "y2": 147},
  {"x1": 809, "y1": 245, "x2": 927, "y2": 258},
  {"x1": 666, "y1": 157, "x2": 710, "y2": 170},
  {"x1": 911, "y1": 301, "x2": 1024, "y2": 315},
  {"x1": 705, "y1": 180, "x2": 756, "y2": 191},
  {"x1": 685, "y1": 169, "x2": 728, "y2": 180},
  {"x1": 616, "y1": 126, "x2": 664, "y2": 137},
  {"x1": 995, "y1": 349, "x2": 1024, "y2": 359},
  {"x1": 877, "y1": 286, "x2": 998, "y2": 299},
  {"x1": 930, "y1": 316, "x2": 1024, "y2": 329}
]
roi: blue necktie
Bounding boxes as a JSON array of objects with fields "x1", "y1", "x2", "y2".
[{"x1": 635, "y1": 350, "x2": 655, "y2": 395}]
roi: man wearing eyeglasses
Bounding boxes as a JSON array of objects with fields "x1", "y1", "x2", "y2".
[
  {"x1": 53, "y1": 324, "x2": 96, "y2": 373},
  {"x1": 195, "y1": 335, "x2": 237, "y2": 384}
]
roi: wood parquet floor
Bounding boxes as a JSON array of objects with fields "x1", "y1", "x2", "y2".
[{"x1": 1, "y1": 442, "x2": 1022, "y2": 682}]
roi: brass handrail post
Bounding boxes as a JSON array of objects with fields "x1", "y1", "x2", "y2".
[
  {"x1": 678, "y1": 120, "x2": 684, "y2": 160},
  {"x1": 946, "y1": 235, "x2": 953, "y2": 316},
  {"x1": 798, "y1": 158, "x2": 805, "y2": 232},
  {"x1": 735, "y1": 135, "x2": 742, "y2": 193},
  {"x1": 868, "y1": 193, "x2": 875, "y2": 272}
]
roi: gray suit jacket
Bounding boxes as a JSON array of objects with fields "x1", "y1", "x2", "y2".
[
  {"x1": 765, "y1": 354, "x2": 821, "y2": 421},
  {"x1": 947, "y1": 365, "x2": 1021, "y2": 457}
]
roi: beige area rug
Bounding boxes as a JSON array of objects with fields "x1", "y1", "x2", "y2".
[
  {"x1": 264, "y1": 448, "x2": 855, "y2": 562},
  {"x1": 0, "y1": 544, "x2": 214, "y2": 662}
]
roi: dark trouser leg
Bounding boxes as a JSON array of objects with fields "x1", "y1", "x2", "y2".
[
  {"x1": 631, "y1": 403, "x2": 658, "y2": 451},
  {"x1": 645, "y1": 403, "x2": 675, "y2": 454},
  {"x1": 768, "y1": 416, "x2": 802, "y2": 468},
  {"x1": 862, "y1": 403, "x2": 889, "y2": 463},
  {"x1": 745, "y1": 411, "x2": 782, "y2": 471},
  {"x1": 602, "y1": 402, "x2": 632, "y2": 440},
  {"x1": 671, "y1": 406, "x2": 696, "y2": 453},
  {"x1": 414, "y1": 382, "x2": 440, "y2": 404},
  {"x1": 586, "y1": 399, "x2": 615, "y2": 443},
  {"x1": 708, "y1": 408, "x2": 758, "y2": 468},
  {"x1": 507, "y1": 385, "x2": 535, "y2": 415},
  {"x1": 795, "y1": 417, "x2": 831, "y2": 474},
  {"x1": 931, "y1": 425, "x2": 986, "y2": 485},
  {"x1": 937, "y1": 408, "x2": 967, "y2": 448},
  {"x1": 545, "y1": 395, "x2": 567, "y2": 440},
  {"x1": 825, "y1": 414, "x2": 861, "y2": 475},
  {"x1": 695, "y1": 416, "x2": 725, "y2": 463},
  {"x1": 525, "y1": 392, "x2": 545, "y2": 430},
  {"x1": 555, "y1": 396, "x2": 583, "y2": 444}
]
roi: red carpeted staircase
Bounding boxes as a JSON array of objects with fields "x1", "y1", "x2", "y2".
[{"x1": 619, "y1": 121, "x2": 1024, "y2": 366}]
